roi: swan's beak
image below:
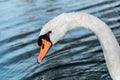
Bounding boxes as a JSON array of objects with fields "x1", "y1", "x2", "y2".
[{"x1": 37, "y1": 39, "x2": 52, "y2": 64}]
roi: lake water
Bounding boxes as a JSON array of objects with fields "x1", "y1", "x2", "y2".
[{"x1": 0, "y1": 0, "x2": 120, "y2": 80}]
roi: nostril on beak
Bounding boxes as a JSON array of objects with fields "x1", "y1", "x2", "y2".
[{"x1": 42, "y1": 44, "x2": 44, "y2": 49}]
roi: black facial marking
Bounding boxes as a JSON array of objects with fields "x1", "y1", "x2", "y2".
[
  {"x1": 48, "y1": 31, "x2": 52, "y2": 34},
  {"x1": 37, "y1": 31, "x2": 52, "y2": 47},
  {"x1": 38, "y1": 36, "x2": 42, "y2": 46}
]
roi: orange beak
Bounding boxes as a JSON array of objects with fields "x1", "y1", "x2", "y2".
[{"x1": 37, "y1": 39, "x2": 52, "y2": 64}]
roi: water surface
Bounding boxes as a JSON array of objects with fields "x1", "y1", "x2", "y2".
[{"x1": 0, "y1": 0, "x2": 120, "y2": 80}]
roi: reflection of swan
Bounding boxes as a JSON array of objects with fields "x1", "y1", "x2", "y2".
[{"x1": 37, "y1": 13, "x2": 120, "y2": 80}]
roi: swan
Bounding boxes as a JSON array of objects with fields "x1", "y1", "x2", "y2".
[{"x1": 37, "y1": 13, "x2": 120, "y2": 80}]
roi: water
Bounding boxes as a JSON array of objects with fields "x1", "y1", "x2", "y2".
[{"x1": 0, "y1": 0, "x2": 120, "y2": 80}]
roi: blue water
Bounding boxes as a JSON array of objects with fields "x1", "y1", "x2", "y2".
[{"x1": 0, "y1": 0, "x2": 120, "y2": 80}]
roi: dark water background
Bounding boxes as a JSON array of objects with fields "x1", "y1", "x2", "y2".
[{"x1": 0, "y1": 0, "x2": 120, "y2": 80}]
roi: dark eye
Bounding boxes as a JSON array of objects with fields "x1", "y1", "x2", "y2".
[{"x1": 37, "y1": 36, "x2": 42, "y2": 46}]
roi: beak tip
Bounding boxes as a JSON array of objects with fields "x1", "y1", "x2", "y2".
[{"x1": 37, "y1": 59, "x2": 41, "y2": 64}]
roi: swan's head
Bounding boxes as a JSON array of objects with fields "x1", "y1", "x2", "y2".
[
  {"x1": 37, "y1": 14, "x2": 68, "y2": 63},
  {"x1": 37, "y1": 31, "x2": 52, "y2": 63},
  {"x1": 37, "y1": 29, "x2": 66, "y2": 63}
]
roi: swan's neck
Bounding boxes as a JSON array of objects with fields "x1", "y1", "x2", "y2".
[{"x1": 65, "y1": 13, "x2": 120, "y2": 80}]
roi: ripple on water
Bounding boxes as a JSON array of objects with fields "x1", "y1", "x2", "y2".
[{"x1": 0, "y1": 0, "x2": 120, "y2": 80}]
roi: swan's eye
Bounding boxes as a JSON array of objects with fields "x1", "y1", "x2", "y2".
[{"x1": 48, "y1": 31, "x2": 52, "y2": 34}]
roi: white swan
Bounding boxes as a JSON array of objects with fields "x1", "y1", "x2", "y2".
[{"x1": 37, "y1": 13, "x2": 120, "y2": 80}]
